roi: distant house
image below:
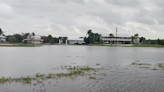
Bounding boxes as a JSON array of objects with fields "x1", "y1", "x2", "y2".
[
  {"x1": 22, "y1": 35, "x2": 44, "y2": 44},
  {"x1": 101, "y1": 33, "x2": 132, "y2": 44},
  {"x1": 0, "y1": 35, "x2": 6, "y2": 42},
  {"x1": 67, "y1": 38, "x2": 85, "y2": 44}
]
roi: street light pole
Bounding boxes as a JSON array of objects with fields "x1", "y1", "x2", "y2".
[{"x1": 115, "y1": 27, "x2": 118, "y2": 46}]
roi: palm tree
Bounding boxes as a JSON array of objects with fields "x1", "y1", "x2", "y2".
[
  {"x1": 22, "y1": 33, "x2": 30, "y2": 39},
  {"x1": 134, "y1": 33, "x2": 139, "y2": 37},
  {"x1": 95, "y1": 33, "x2": 100, "y2": 43},
  {"x1": 0, "y1": 28, "x2": 4, "y2": 36},
  {"x1": 133, "y1": 33, "x2": 139, "y2": 45},
  {"x1": 87, "y1": 29, "x2": 92, "y2": 36},
  {"x1": 30, "y1": 32, "x2": 35, "y2": 44},
  {"x1": 48, "y1": 35, "x2": 54, "y2": 44},
  {"x1": 139, "y1": 37, "x2": 146, "y2": 44},
  {"x1": 32, "y1": 32, "x2": 35, "y2": 36},
  {"x1": 131, "y1": 36, "x2": 135, "y2": 44},
  {"x1": 109, "y1": 33, "x2": 114, "y2": 45},
  {"x1": 87, "y1": 29, "x2": 93, "y2": 44}
]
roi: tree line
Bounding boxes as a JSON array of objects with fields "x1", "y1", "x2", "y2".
[
  {"x1": 83, "y1": 29, "x2": 164, "y2": 45},
  {"x1": 0, "y1": 28, "x2": 59, "y2": 44},
  {"x1": 84, "y1": 29, "x2": 101, "y2": 44},
  {"x1": 1, "y1": 28, "x2": 164, "y2": 45}
]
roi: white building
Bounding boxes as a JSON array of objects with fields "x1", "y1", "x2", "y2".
[
  {"x1": 0, "y1": 35, "x2": 6, "y2": 42},
  {"x1": 101, "y1": 33, "x2": 132, "y2": 44},
  {"x1": 67, "y1": 38, "x2": 85, "y2": 44},
  {"x1": 22, "y1": 35, "x2": 44, "y2": 44}
]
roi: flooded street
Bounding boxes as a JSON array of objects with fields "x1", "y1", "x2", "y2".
[{"x1": 0, "y1": 45, "x2": 164, "y2": 92}]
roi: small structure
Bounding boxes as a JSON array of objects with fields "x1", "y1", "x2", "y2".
[
  {"x1": 101, "y1": 33, "x2": 132, "y2": 44},
  {"x1": 58, "y1": 36, "x2": 68, "y2": 44},
  {"x1": 67, "y1": 38, "x2": 85, "y2": 44},
  {"x1": 22, "y1": 35, "x2": 44, "y2": 44},
  {"x1": 0, "y1": 35, "x2": 6, "y2": 42}
]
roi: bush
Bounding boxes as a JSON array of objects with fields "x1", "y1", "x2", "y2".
[{"x1": 8, "y1": 36, "x2": 18, "y2": 43}]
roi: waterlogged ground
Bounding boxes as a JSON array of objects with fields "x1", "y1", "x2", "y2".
[{"x1": 1, "y1": 45, "x2": 164, "y2": 92}]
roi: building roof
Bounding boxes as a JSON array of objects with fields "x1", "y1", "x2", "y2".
[
  {"x1": 23, "y1": 35, "x2": 43, "y2": 41},
  {"x1": 67, "y1": 38, "x2": 84, "y2": 41},
  {"x1": 0, "y1": 35, "x2": 6, "y2": 38},
  {"x1": 101, "y1": 33, "x2": 131, "y2": 37}
]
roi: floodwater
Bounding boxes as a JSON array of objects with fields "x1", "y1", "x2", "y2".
[{"x1": 0, "y1": 45, "x2": 164, "y2": 92}]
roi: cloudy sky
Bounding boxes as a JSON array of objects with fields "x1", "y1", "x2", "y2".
[{"x1": 0, "y1": 0, "x2": 164, "y2": 39}]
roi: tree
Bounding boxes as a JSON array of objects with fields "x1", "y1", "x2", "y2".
[
  {"x1": 8, "y1": 36, "x2": 18, "y2": 43},
  {"x1": 109, "y1": 33, "x2": 114, "y2": 45},
  {"x1": 28, "y1": 32, "x2": 35, "y2": 44},
  {"x1": 133, "y1": 33, "x2": 139, "y2": 45},
  {"x1": 13, "y1": 34, "x2": 23, "y2": 42},
  {"x1": 84, "y1": 37, "x2": 89, "y2": 44},
  {"x1": 157, "y1": 38, "x2": 161, "y2": 45},
  {"x1": 87, "y1": 29, "x2": 92, "y2": 36},
  {"x1": 22, "y1": 33, "x2": 30, "y2": 39},
  {"x1": 32, "y1": 32, "x2": 35, "y2": 36},
  {"x1": 90, "y1": 33, "x2": 94, "y2": 43},
  {"x1": 94, "y1": 33, "x2": 100, "y2": 43},
  {"x1": 84, "y1": 29, "x2": 101, "y2": 44},
  {"x1": 134, "y1": 33, "x2": 139, "y2": 37},
  {"x1": 109, "y1": 34, "x2": 114, "y2": 38},
  {"x1": 139, "y1": 37, "x2": 146, "y2": 44},
  {"x1": 87, "y1": 29, "x2": 93, "y2": 44},
  {"x1": 131, "y1": 36, "x2": 135, "y2": 44},
  {"x1": 48, "y1": 35, "x2": 54, "y2": 44},
  {"x1": 0, "y1": 28, "x2": 4, "y2": 36}
]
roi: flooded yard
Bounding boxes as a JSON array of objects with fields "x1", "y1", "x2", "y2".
[{"x1": 0, "y1": 45, "x2": 164, "y2": 92}]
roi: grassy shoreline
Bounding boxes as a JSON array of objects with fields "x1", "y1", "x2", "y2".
[
  {"x1": 1, "y1": 43, "x2": 164, "y2": 48},
  {"x1": 0, "y1": 43, "x2": 42, "y2": 47},
  {"x1": 132, "y1": 44, "x2": 164, "y2": 48},
  {"x1": 87, "y1": 44, "x2": 164, "y2": 48}
]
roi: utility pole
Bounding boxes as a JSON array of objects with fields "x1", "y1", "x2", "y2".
[{"x1": 115, "y1": 27, "x2": 118, "y2": 46}]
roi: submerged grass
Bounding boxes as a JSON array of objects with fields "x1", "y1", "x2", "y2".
[
  {"x1": 89, "y1": 76, "x2": 96, "y2": 79},
  {"x1": 0, "y1": 66, "x2": 97, "y2": 84},
  {"x1": 156, "y1": 63, "x2": 164, "y2": 69},
  {"x1": 131, "y1": 62, "x2": 151, "y2": 66},
  {"x1": 152, "y1": 67, "x2": 158, "y2": 70},
  {"x1": 131, "y1": 62, "x2": 164, "y2": 71}
]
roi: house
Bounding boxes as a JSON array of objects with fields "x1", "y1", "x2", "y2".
[
  {"x1": 0, "y1": 35, "x2": 6, "y2": 42},
  {"x1": 67, "y1": 38, "x2": 85, "y2": 44},
  {"x1": 22, "y1": 35, "x2": 44, "y2": 44},
  {"x1": 101, "y1": 33, "x2": 132, "y2": 44}
]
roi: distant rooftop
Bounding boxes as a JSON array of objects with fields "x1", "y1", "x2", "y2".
[
  {"x1": 0, "y1": 35, "x2": 6, "y2": 38},
  {"x1": 101, "y1": 33, "x2": 131, "y2": 37},
  {"x1": 67, "y1": 37, "x2": 84, "y2": 41},
  {"x1": 24, "y1": 35, "x2": 43, "y2": 41}
]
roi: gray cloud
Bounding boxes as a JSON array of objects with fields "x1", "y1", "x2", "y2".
[
  {"x1": 105, "y1": 0, "x2": 141, "y2": 7},
  {"x1": 0, "y1": 0, "x2": 164, "y2": 39}
]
